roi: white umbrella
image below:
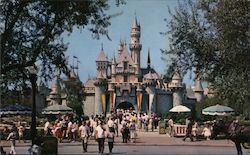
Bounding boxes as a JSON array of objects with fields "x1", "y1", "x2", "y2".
[
  {"x1": 169, "y1": 105, "x2": 191, "y2": 113},
  {"x1": 202, "y1": 104, "x2": 234, "y2": 116}
]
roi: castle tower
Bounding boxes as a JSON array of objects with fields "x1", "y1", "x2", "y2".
[
  {"x1": 194, "y1": 73, "x2": 204, "y2": 102},
  {"x1": 169, "y1": 69, "x2": 184, "y2": 107},
  {"x1": 129, "y1": 16, "x2": 142, "y2": 76},
  {"x1": 94, "y1": 72, "x2": 107, "y2": 115},
  {"x1": 96, "y1": 44, "x2": 109, "y2": 78}
]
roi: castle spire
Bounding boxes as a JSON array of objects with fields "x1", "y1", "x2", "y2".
[
  {"x1": 147, "y1": 48, "x2": 151, "y2": 69},
  {"x1": 132, "y1": 12, "x2": 139, "y2": 28},
  {"x1": 101, "y1": 43, "x2": 103, "y2": 51},
  {"x1": 96, "y1": 44, "x2": 108, "y2": 61},
  {"x1": 118, "y1": 39, "x2": 124, "y2": 55}
]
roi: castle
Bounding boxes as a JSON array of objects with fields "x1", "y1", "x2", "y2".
[{"x1": 83, "y1": 16, "x2": 206, "y2": 116}]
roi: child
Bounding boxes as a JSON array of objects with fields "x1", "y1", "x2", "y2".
[{"x1": 202, "y1": 124, "x2": 211, "y2": 140}]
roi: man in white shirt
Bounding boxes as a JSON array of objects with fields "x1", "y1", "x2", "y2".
[
  {"x1": 168, "y1": 118, "x2": 174, "y2": 137},
  {"x1": 95, "y1": 121, "x2": 105, "y2": 154},
  {"x1": 107, "y1": 117, "x2": 114, "y2": 128},
  {"x1": 79, "y1": 121, "x2": 90, "y2": 152}
]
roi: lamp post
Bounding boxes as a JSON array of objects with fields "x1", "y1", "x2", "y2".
[{"x1": 26, "y1": 66, "x2": 38, "y2": 146}]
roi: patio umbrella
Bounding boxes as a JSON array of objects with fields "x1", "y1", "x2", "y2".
[
  {"x1": 202, "y1": 104, "x2": 234, "y2": 116},
  {"x1": 0, "y1": 103, "x2": 31, "y2": 115},
  {"x1": 42, "y1": 104, "x2": 73, "y2": 115},
  {"x1": 169, "y1": 105, "x2": 191, "y2": 113}
]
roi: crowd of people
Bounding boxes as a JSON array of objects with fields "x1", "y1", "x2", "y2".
[
  {"x1": 2, "y1": 109, "x2": 216, "y2": 155},
  {"x1": 41, "y1": 109, "x2": 160, "y2": 154}
]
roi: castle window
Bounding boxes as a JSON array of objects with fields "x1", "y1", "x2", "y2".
[
  {"x1": 124, "y1": 75, "x2": 128, "y2": 82},
  {"x1": 124, "y1": 62, "x2": 128, "y2": 70}
]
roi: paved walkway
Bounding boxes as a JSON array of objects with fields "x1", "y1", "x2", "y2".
[
  {"x1": 0, "y1": 129, "x2": 234, "y2": 148},
  {"x1": 132, "y1": 130, "x2": 234, "y2": 147}
]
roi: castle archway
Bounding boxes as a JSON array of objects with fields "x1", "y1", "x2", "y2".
[{"x1": 116, "y1": 101, "x2": 135, "y2": 110}]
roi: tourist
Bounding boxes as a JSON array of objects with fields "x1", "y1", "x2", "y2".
[
  {"x1": 53, "y1": 119, "x2": 63, "y2": 142},
  {"x1": 153, "y1": 113, "x2": 158, "y2": 129},
  {"x1": 121, "y1": 123, "x2": 129, "y2": 143},
  {"x1": 183, "y1": 119, "x2": 194, "y2": 141},
  {"x1": 6, "y1": 128, "x2": 17, "y2": 155},
  {"x1": 43, "y1": 119, "x2": 51, "y2": 136},
  {"x1": 168, "y1": 117, "x2": 174, "y2": 137},
  {"x1": 61, "y1": 116, "x2": 69, "y2": 139},
  {"x1": 202, "y1": 124, "x2": 211, "y2": 140},
  {"x1": 95, "y1": 121, "x2": 105, "y2": 154},
  {"x1": 148, "y1": 117, "x2": 153, "y2": 132},
  {"x1": 121, "y1": 118, "x2": 127, "y2": 127},
  {"x1": 91, "y1": 118, "x2": 98, "y2": 137},
  {"x1": 89, "y1": 115, "x2": 94, "y2": 135},
  {"x1": 130, "y1": 120, "x2": 137, "y2": 143},
  {"x1": 71, "y1": 121, "x2": 79, "y2": 142},
  {"x1": 11, "y1": 124, "x2": 18, "y2": 138},
  {"x1": 114, "y1": 117, "x2": 119, "y2": 137},
  {"x1": 18, "y1": 124, "x2": 25, "y2": 143},
  {"x1": 192, "y1": 121, "x2": 198, "y2": 140},
  {"x1": 106, "y1": 127, "x2": 115, "y2": 154},
  {"x1": 107, "y1": 117, "x2": 114, "y2": 129},
  {"x1": 79, "y1": 121, "x2": 90, "y2": 152},
  {"x1": 66, "y1": 118, "x2": 73, "y2": 140}
]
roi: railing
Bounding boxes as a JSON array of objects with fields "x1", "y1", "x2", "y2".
[{"x1": 173, "y1": 124, "x2": 187, "y2": 137}]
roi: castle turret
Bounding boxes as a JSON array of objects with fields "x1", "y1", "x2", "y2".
[
  {"x1": 118, "y1": 40, "x2": 124, "y2": 55},
  {"x1": 49, "y1": 76, "x2": 62, "y2": 105},
  {"x1": 94, "y1": 72, "x2": 107, "y2": 115},
  {"x1": 111, "y1": 56, "x2": 116, "y2": 79},
  {"x1": 129, "y1": 16, "x2": 142, "y2": 76},
  {"x1": 96, "y1": 44, "x2": 109, "y2": 78},
  {"x1": 194, "y1": 73, "x2": 204, "y2": 102},
  {"x1": 169, "y1": 68, "x2": 184, "y2": 107}
]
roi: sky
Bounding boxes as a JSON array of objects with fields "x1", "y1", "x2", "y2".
[{"x1": 64, "y1": 0, "x2": 194, "y2": 86}]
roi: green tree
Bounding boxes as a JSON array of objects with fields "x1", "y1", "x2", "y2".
[
  {"x1": 163, "y1": 0, "x2": 250, "y2": 116},
  {"x1": 61, "y1": 73, "x2": 85, "y2": 117},
  {"x1": 0, "y1": 0, "x2": 123, "y2": 86},
  {"x1": 0, "y1": 0, "x2": 124, "y2": 107}
]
